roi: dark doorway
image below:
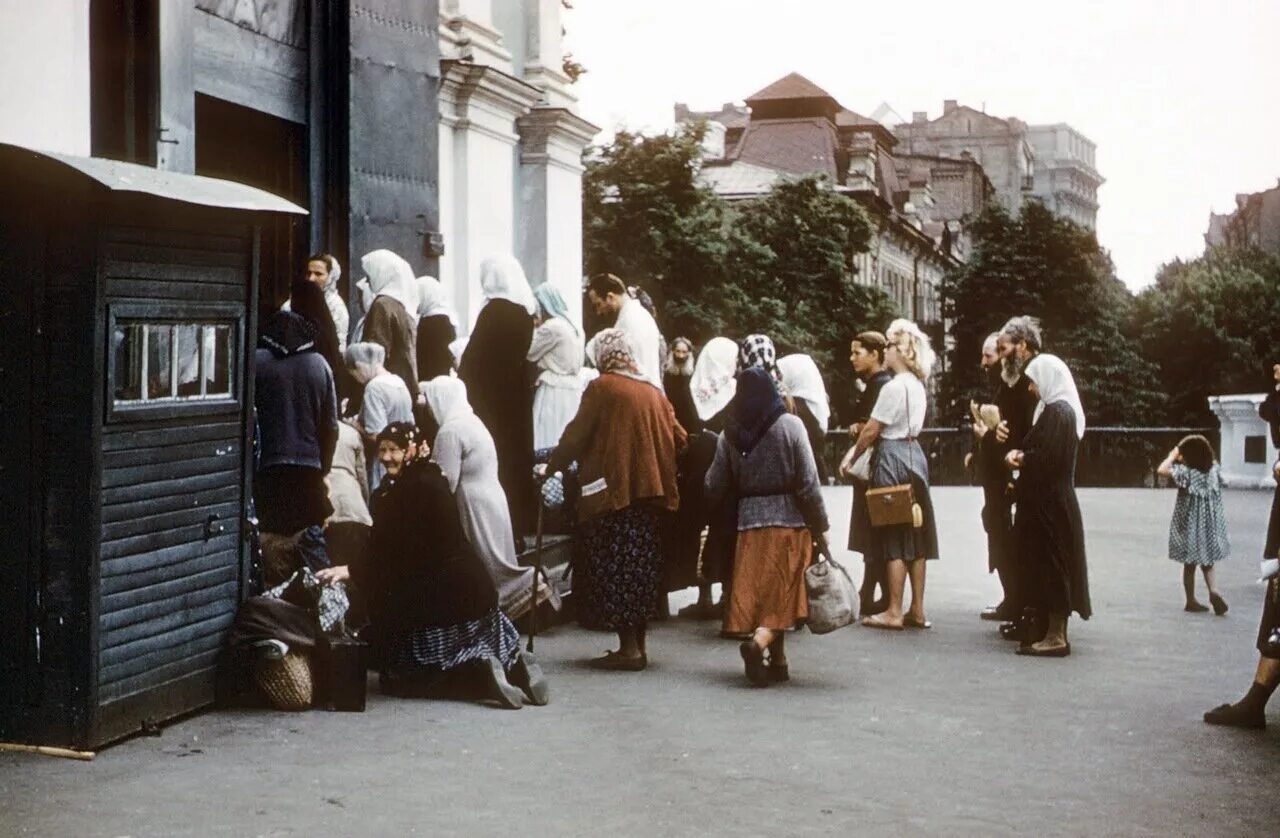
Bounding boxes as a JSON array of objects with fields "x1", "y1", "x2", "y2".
[
  {"x1": 195, "y1": 94, "x2": 309, "y2": 315},
  {"x1": 90, "y1": 0, "x2": 159, "y2": 165}
]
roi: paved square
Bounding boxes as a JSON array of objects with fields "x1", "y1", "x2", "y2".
[{"x1": 3, "y1": 487, "x2": 1278, "y2": 837}]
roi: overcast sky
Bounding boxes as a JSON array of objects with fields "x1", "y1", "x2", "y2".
[{"x1": 563, "y1": 0, "x2": 1280, "y2": 290}]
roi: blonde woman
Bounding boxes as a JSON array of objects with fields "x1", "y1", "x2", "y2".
[{"x1": 846, "y1": 319, "x2": 940, "y2": 630}]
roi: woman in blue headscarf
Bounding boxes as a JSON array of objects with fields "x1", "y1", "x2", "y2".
[{"x1": 527, "y1": 283, "x2": 585, "y2": 451}]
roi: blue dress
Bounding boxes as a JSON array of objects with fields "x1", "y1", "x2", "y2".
[{"x1": 1168, "y1": 463, "x2": 1230, "y2": 566}]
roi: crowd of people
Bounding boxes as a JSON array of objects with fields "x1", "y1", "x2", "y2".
[{"x1": 242, "y1": 250, "x2": 1279, "y2": 726}]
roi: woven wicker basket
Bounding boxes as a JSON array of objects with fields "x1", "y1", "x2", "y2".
[{"x1": 252, "y1": 651, "x2": 313, "y2": 711}]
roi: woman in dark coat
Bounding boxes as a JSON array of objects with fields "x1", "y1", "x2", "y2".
[
  {"x1": 359, "y1": 249, "x2": 420, "y2": 403},
  {"x1": 459, "y1": 255, "x2": 537, "y2": 541},
  {"x1": 1005, "y1": 354, "x2": 1090, "y2": 657},
  {"x1": 415, "y1": 275, "x2": 458, "y2": 381},
  {"x1": 317, "y1": 423, "x2": 546, "y2": 709}
]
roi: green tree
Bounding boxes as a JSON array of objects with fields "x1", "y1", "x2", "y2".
[
  {"x1": 1133, "y1": 247, "x2": 1280, "y2": 425},
  {"x1": 942, "y1": 202, "x2": 1160, "y2": 425}
]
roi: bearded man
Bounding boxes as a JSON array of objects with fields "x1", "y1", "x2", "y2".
[
  {"x1": 663, "y1": 337, "x2": 699, "y2": 434},
  {"x1": 990, "y1": 315, "x2": 1043, "y2": 638}
]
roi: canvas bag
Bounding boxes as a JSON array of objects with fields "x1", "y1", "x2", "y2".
[{"x1": 804, "y1": 536, "x2": 856, "y2": 634}]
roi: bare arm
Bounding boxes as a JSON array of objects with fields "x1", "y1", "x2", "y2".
[{"x1": 1156, "y1": 447, "x2": 1179, "y2": 478}]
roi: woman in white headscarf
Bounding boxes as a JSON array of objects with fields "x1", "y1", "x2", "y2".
[
  {"x1": 676, "y1": 337, "x2": 740, "y2": 622},
  {"x1": 459, "y1": 255, "x2": 538, "y2": 540},
  {"x1": 416, "y1": 275, "x2": 458, "y2": 381},
  {"x1": 527, "y1": 283, "x2": 585, "y2": 451},
  {"x1": 1004, "y1": 353, "x2": 1090, "y2": 657},
  {"x1": 424, "y1": 375, "x2": 554, "y2": 620},
  {"x1": 778, "y1": 354, "x2": 832, "y2": 484},
  {"x1": 359, "y1": 249, "x2": 420, "y2": 401}
]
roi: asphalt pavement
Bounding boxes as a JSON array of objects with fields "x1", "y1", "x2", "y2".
[{"x1": 3, "y1": 486, "x2": 1279, "y2": 837}]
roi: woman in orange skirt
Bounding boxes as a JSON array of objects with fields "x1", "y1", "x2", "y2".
[{"x1": 706, "y1": 367, "x2": 829, "y2": 686}]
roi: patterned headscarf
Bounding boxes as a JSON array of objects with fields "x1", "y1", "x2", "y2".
[
  {"x1": 592, "y1": 328, "x2": 640, "y2": 376},
  {"x1": 376, "y1": 421, "x2": 417, "y2": 451},
  {"x1": 738, "y1": 334, "x2": 780, "y2": 381}
]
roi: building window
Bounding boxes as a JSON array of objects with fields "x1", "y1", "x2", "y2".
[
  {"x1": 1245, "y1": 435, "x2": 1267, "y2": 465},
  {"x1": 107, "y1": 304, "x2": 242, "y2": 421}
]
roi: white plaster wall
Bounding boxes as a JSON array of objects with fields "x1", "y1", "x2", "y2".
[
  {"x1": 436, "y1": 119, "x2": 459, "y2": 319},
  {"x1": 544, "y1": 161, "x2": 584, "y2": 325},
  {"x1": 0, "y1": 2, "x2": 91, "y2": 155},
  {"x1": 1210, "y1": 394, "x2": 1277, "y2": 488},
  {"x1": 458, "y1": 130, "x2": 518, "y2": 332}
]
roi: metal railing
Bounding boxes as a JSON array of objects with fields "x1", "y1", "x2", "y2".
[{"x1": 823, "y1": 427, "x2": 1220, "y2": 488}]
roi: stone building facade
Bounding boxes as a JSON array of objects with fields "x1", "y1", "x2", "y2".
[
  {"x1": 1027, "y1": 123, "x2": 1102, "y2": 229},
  {"x1": 676, "y1": 73, "x2": 962, "y2": 332},
  {"x1": 1204, "y1": 180, "x2": 1280, "y2": 258}
]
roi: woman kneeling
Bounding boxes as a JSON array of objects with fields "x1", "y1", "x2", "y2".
[{"x1": 318, "y1": 422, "x2": 545, "y2": 708}]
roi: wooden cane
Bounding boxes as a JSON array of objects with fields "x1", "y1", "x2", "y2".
[
  {"x1": 528, "y1": 483, "x2": 547, "y2": 653},
  {"x1": 0, "y1": 742, "x2": 95, "y2": 761}
]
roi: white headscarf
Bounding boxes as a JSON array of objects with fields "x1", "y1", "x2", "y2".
[
  {"x1": 690, "y1": 336, "x2": 739, "y2": 422},
  {"x1": 422, "y1": 375, "x2": 474, "y2": 428},
  {"x1": 479, "y1": 255, "x2": 537, "y2": 316},
  {"x1": 1025, "y1": 353, "x2": 1086, "y2": 439},
  {"x1": 360, "y1": 249, "x2": 420, "y2": 316},
  {"x1": 416, "y1": 275, "x2": 457, "y2": 326},
  {"x1": 778, "y1": 354, "x2": 831, "y2": 430}
]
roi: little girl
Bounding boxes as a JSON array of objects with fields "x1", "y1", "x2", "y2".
[{"x1": 1157, "y1": 434, "x2": 1230, "y2": 615}]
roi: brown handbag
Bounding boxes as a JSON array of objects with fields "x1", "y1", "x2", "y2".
[{"x1": 866, "y1": 381, "x2": 923, "y2": 529}]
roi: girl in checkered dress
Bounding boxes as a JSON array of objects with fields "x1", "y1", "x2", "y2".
[{"x1": 1157, "y1": 434, "x2": 1230, "y2": 615}]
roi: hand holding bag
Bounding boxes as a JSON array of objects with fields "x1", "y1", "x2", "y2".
[
  {"x1": 805, "y1": 536, "x2": 856, "y2": 634},
  {"x1": 866, "y1": 380, "x2": 925, "y2": 529}
]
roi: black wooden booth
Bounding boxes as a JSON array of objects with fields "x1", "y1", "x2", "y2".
[{"x1": 0, "y1": 143, "x2": 306, "y2": 749}]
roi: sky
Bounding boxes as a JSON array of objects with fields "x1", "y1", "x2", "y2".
[{"x1": 562, "y1": 0, "x2": 1280, "y2": 291}]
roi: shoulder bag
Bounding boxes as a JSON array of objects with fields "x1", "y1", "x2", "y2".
[{"x1": 865, "y1": 381, "x2": 925, "y2": 529}]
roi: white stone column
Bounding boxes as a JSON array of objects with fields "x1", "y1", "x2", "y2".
[
  {"x1": 438, "y1": 60, "x2": 541, "y2": 333},
  {"x1": 515, "y1": 107, "x2": 599, "y2": 329},
  {"x1": 520, "y1": 0, "x2": 576, "y2": 109},
  {"x1": 439, "y1": 0, "x2": 514, "y2": 72}
]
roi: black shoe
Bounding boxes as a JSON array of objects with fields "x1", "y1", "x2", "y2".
[
  {"x1": 1018, "y1": 609, "x2": 1047, "y2": 650},
  {"x1": 478, "y1": 657, "x2": 524, "y2": 709},
  {"x1": 981, "y1": 604, "x2": 1016, "y2": 622},
  {"x1": 998, "y1": 621, "x2": 1022, "y2": 641},
  {"x1": 766, "y1": 664, "x2": 790, "y2": 683},
  {"x1": 1203, "y1": 702, "x2": 1265, "y2": 729},
  {"x1": 508, "y1": 651, "x2": 549, "y2": 706},
  {"x1": 1209, "y1": 593, "x2": 1229, "y2": 616},
  {"x1": 739, "y1": 641, "x2": 768, "y2": 687}
]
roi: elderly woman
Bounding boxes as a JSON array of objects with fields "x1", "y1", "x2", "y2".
[
  {"x1": 316, "y1": 423, "x2": 545, "y2": 709},
  {"x1": 706, "y1": 368, "x2": 828, "y2": 686},
  {"x1": 415, "y1": 275, "x2": 457, "y2": 381},
  {"x1": 359, "y1": 249, "x2": 420, "y2": 401},
  {"x1": 546, "y1": 329, "x2": 687, "y2": 670},
  {"x1": 738, "y1": 333, "x2": 782, "y2": 382},
  {"x1": 846, "y1": 319, "x2": 940, "y2": 631},
  {"x1": 527, "y1": 283, "x2": 585, "y2": 451},
  {"x1": 1004, "y1": 354, "x2": 1090, "y2": 657},
  {"x1": 344, "y1": 342, "x2": 413, "y2": 490},
  {"x1": 779, "y1": 354, "x2": 832, "y2": 485},
  {"x1": 459, "y1": 255, "x2": 538, "y2": 540},
  {"x1": 423, "y1": 376, "x2": 553, "y2": 620}
]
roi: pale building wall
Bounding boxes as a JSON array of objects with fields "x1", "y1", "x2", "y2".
[{"x1": 0, "y1": 2, "x2": 91, "y2": 155}]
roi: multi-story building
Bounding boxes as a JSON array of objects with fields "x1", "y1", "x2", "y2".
[
  {"x1": 675, "y1": 73, "x2": 965, "y2": 331},
  {"x1": 894, "y1": 101, "x2": 1036, "y2": 218},
  {"x1": 1205, "y1": 181, "x2": 1280, "y2": 257},
  {"x1": 1027, "y1": 124, "x2": 1102, "y2": 229}
]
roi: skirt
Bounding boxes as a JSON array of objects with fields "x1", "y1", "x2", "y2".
[
  {"x1": 575, "y1": 505, "x2": 662, "y2": 630},
  {"x1": 385, "y1": 607, "x2": 520, "y2": 672},
  {"x1": 532, "y1": 380, "x2": 584, "y2": 450},
  {"x1": 866, "y1": 438, "x2": 939, "y2": 564},
  {"x1": 724, "y1": 527, "x2": 812, "y2": 633}
]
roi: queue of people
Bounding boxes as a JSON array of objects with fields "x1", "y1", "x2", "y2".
[{"x1": 247, "y1": 252, "x2": 1277, "y2": 727}]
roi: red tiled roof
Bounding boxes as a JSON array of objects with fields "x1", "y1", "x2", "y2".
[
  {"x1": 733, "y1": 118, "x2": 840, "y2": 179},
  {"x1": 745, "y1": 72, "x2": 836, "y2": 103}
]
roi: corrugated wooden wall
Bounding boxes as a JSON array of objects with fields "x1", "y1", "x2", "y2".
[{"x1": 95, "y1": 223, "x2": 252, "y2": 728}]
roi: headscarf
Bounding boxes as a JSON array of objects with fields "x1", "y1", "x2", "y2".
[
  {"x1": 738, "y1": 334, "x2": 780, "y2": 382},
  {"x1": 729, "y1": 367, "x2": 787, "y2": 455},
  {"x1": 376, "y1": 421, "x2": 417, "y2": 450},
  {"x1": 360, "y1": 249, "x2": 420, "y2": 316},
  {"x1": 778, "y1": 354, "x2": 831, "y2": 430},
  {"x1": 479, "y1": 254, "x2": 537, "y2": 316},
  {"x1": 533, "y1": 283, "x2": 579, "y2": 335},
  {"x1": 422, "y1": 375, "x2": 475, "y2": 428},
  {"x1": 258, "y1": 310, "x2": 318, "y2": 358},
  {"x1": 690, "y1": 337, "x2": 738, "y2": 422},
  {"x1": 1025, "y1": 353, "x2": 1086, "y2": 439},
  {"x1": 288, "y1": 278, "x2": 342, "y2": 373},
  {"x1": 591, "y1": 328, "x2": 642, "y2": 377},
  {"x1": 416, "y1": 275, "x2": 457, "y2": 326}
]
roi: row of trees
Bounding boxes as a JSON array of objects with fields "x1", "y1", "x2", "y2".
[
  {"x1": 583, "y1": 124, "x2": 897, "y2": 418},
  {"x1": 584, "y1": 125, "x2": 1280, "y2": 428}
]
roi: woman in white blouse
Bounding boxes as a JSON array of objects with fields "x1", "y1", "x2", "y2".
[
  {"x1": 527, "y1": 284, "x2": 585, "y2": 451},
  {"x1": 843, "y1": 319, "x2": 940, "y2": 631}
]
